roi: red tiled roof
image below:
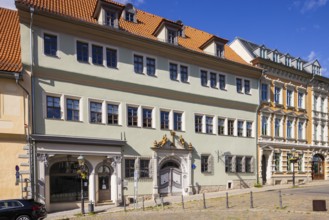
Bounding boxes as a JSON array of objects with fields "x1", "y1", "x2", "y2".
[
  {"x1": 15, "y1": 0, "x2": 249, "y2": 65},
  {"x1": 0, "y1": 8, "x2": 22, "y2": 72}
]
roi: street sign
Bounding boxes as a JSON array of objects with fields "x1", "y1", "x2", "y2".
[
  {"x1": 15, "y1": 165, "x2": 19, "y2": 172},
  {"x1": 192, "y1": 164, "x2": 196, "y2": 169}
]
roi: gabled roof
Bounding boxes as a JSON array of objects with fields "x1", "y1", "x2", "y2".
[
  {"x1": 153, "y1": 18, "x2": 183, "y2": 36},
  {"x1": 199, "y1": 35, "x2": 229, "y2": 50},
  {"x1": 15, "y1": 0, "x2": 248, "y2": 65},
  {"x1": 92, "y1": 0, "x2": 124, "y2": 19},
  {"x1": 0, "y1": 8, "x2": 22, "y2": 72},
  {"x1": 234, "y1": 37, "x2": 259, "y2": 58},
  {"x1": 304, "y1": 59, "x2": 321, "y2": 68}
]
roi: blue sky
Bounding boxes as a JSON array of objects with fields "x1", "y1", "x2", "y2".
[{"x1": 2, "y1": 0, "x2": 329, "y2": 77}]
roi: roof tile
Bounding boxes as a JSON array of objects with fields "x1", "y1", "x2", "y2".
[
  {"x1": 15, "y1": 0, "x2": 249, "y2": 65},
  {"x1": 0, "y1": 8, "x2": 22, "y2": 72}
]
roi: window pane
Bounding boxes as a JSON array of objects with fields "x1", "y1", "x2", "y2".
[
  {"x1": 146, "y1": 58, "x2": 156, "y2": 76},
  {"x1": 44, "y1": 33, "x2": 57, "y2": 56},
  {"x1": 128, "y1": 107, "x2": 138, "y2": 126},
  {"x1": 170, "y1": 63, "x2": 178, "y2": 80},
  {"x1": 77, "y1": 41, "x2": 89, "y2": 62},
  {"x1": 47, "y1": 96, "x2": 61, "y2": 119},
  {"x1": 134, "y1": 55, "x2": 143, "y2": 73},
  {"x1": 67, "y1": 99, "x2": 79, "y2": 121},
  {"x1": 92, "y1": 45, "x2": 103, "y2": 65},
  {"x1": 106, "y1": 48, "x2": 117, "y2": 68},
  {"x1": 160, "y1": 111, "x2": 169, "y2": 129},
  {"x1": 219, "y1": 75, "x2": 226, "y2": 90},
  {"x1": 174, "y1": 112, "x2": 182, "y2": 131},
  {"x1": 180, "y1": 65, "x2": 188, "y2": 82}
]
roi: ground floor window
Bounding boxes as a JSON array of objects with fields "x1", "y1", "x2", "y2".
[{"x1": 50, "y1": 161, "x2": 89, "y2": 202}]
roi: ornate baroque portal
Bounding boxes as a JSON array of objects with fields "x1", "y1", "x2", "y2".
[{"x1": 151, "y1": 131, "x2": 193, "y2": 197}]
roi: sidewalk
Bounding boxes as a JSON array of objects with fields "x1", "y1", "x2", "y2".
[{"x1": 46, "y1": 180, "x2": 329, "y2": 220}]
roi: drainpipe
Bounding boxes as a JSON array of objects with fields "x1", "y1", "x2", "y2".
[
  {"x1": 14, "y1": 73, "x2": 30, "y2": 137},
  {"x1": 29, "y1": 6, "x2": 37, "y2": 201},
  {"x1": 256, "y1": 69, "x2": 266, "y2": 184},
  {"x1": 14, "y1": 73, "x2": 30, "y2": 199}
]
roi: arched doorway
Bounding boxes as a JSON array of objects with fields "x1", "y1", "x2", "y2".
[
  {"x1": 312, "y1": 154, "x2": 325, "y2": 180},
  {"x1": 261, "y1": 155, "x2": 267, "y2": 185},
  {"x1": 97, "y1": 165, "x2": 112, "y2": 202},
  {"x1": 159, "y1": 160, "x2": 182, "y2": 195},
  {"x1": 49, "y1": 161, "x2": 89, "y2": 202}
]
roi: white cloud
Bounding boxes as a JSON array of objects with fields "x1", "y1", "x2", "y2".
[
  {"x1": 301, "y1": 0, "x2": 327, "y2": 13},
  {"x1": 0, "y1": 0, "x2": 16, "y2": 10},
  {"x1": 307, "y1": 51, "x2": 317, "y2": 61}
]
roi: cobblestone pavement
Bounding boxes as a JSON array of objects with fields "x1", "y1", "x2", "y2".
[{"x1": 47, "y1": 181, "x2": 329, "y2": 220}]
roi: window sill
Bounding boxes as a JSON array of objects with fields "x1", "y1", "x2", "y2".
[
  {"x1": 92, "y1": 63, "x2": 104, "y2": 67},
  {"x1": 287, "y1": 106, "x2": 295, "y2": 110},
  {"x1": 170, "y1": 78, "x2": 179, "y2": 82},
  {"x1": 89, "y1": 122, "x2": 105, "y2": 125},
  {"x1": 142, "y1": 127, "x2": 156, "y2": 130},
  {"x1": 181, "y1": 81, "x2": 190, "y2": 84},
  {"x1": 46, "y1": 118, "x2": 63, "y2": 121},
  {"x1": 245, "y1": 92, "x2": 252, "y2": 96},
  {"x1": 44, "y1": 54, "x2": 60, "y2": 59},
  {"x1": 66, "y1": 120, "x2": 83, "y2": 123},
  {"x1": 127, "y1": 125, "x2": 140, "y2": 128},
  {"x1": 237, "y1": 91, "x2": 244, "y2": 94},
  {"x1": 201, "y1": 84, "x2": 209, "y2": 88},
  {"x1": 107, "y1": 66, "x2": 119, "y2": 70},
  {"x1": 173, "y1": 130, "x2": 185, "y2": 133},
  {"x1": 107, "y1": 124, "x2": 122, "y2": 127},
  {"x1": 146, "y1": 74, "x2": 157, "y2": 78},
  {"x1": 77, "y1": 60, "x2": 90, "y2": 64},
  {"x1": 274, "y1": 171, "x2": 284, "y2": 174},
  {"x1": 134, "y1": 71, "x2": 144, "y2": 75},
  {"x1": 219, "y1": 88, "x2": 227, "y2": 91}
]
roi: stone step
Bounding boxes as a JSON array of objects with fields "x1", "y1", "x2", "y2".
[
  {"x1": 20, "y1": 162, "x2": 30, "y2": 167},
  {"x1": 20, "y1": 170, "x2": 30, "y2": 174},
  {"x1": 18, "y1": 154, "x2": 29, "y2": 159},
  {"x1": 23, "y1": 145, "x2": 30, "y2": 150}
]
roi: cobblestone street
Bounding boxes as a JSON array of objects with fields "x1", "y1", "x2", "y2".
[{"x1": 49, "y1": 182, "x2": 329, "y2": 220}]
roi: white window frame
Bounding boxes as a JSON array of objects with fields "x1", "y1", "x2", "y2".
[
  {"x1": 64, "y1": 95, "x2": 83, "y2": 122},
  {"x1": 106, "y1": 101, "x2": 122, "y2": 126},
  {"x1": 88, "y1": 98, "x2": 105, "y2": 124},
  {"x1": 43, "y1": 92, "x2": 63, "y2": 120}
]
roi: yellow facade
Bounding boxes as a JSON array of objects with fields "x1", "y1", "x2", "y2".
[{"x1": 0, "y1": 77, "x2": 29, "y2": 199}]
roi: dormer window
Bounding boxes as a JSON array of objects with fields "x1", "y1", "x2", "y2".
[
  {"x1": 125, "y1": 12, "x2": 134, "y2": 22},
  {"x1": 124, "y1": 3, "x2": 136, "y2": 23},
  {"x1": 93, "y1": 1, "x2": 124, "y2": 28},
  {"x1": 153, "y1": 19, "x2": 182, "y2": 45},
  {"x1": 285, "y1": 57, "x2": 291, "y2": 66},
  {"x1": 312, "y1": 65, "x2": 321, "y2": 75},
  {"x1": 199, "y1": 36, "x2": 228, "y2": 58},
  {"x1": 273, "y1": 53, "x2": 279, "y2": 62},
  {"x1": 260, "y1": 48, "x2": 267, "y2": 59},
  {"x1": 167, "y1": 29, "x2": 177, "y2": 44},
  {"x1": 216, "y1": 44, "x2": 224, "y2": 58},
  {"x1": 297, "y1": 61, "x2": 302, "y2": 70},
  {"x1": 105, "y1": 10, "x2": 116, "y2": 27}
]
